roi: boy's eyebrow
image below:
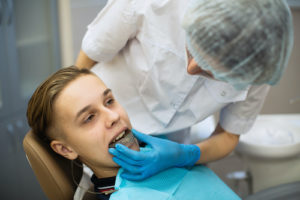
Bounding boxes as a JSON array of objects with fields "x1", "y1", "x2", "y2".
[
  {"x1": 75, "y1": 88, "x2": 112, "y2": 120},
  {"x1": 103, "y1": 88, "x2": 112, "y2": 97}
]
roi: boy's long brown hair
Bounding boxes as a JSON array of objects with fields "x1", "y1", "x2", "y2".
[{"x1": 26, "y1": 66, "x2": 93, "y2": 143}]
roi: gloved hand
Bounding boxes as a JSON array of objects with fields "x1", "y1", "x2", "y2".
[{"x1": 109, "y1": 129, "x2": 201, "y2": 181}]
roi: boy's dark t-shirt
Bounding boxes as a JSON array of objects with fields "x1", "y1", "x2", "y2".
[{"x1": 91, "y1": 174, "x2": 116, "y2": 200}]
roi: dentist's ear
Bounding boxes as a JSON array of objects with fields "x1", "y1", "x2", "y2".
[{"x1": 50, "y1": 140, "x2": 78, "y2": 160}]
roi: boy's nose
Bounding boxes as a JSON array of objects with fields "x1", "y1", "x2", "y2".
[{"x1": 104, "y1": 108, "x2": 120, "y2": 128}]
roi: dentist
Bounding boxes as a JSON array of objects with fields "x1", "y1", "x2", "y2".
[{"x1": 76, "y1": 0, "x2": 294, "y2": 180}]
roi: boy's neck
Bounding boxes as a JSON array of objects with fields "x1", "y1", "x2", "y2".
[{"x1": 93, "y1": 167, "x2": 119, "y2": 179}]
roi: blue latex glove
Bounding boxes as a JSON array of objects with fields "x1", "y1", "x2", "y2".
[{"x1": 109, "y1": 129, "x2": 201, "y2": 181}]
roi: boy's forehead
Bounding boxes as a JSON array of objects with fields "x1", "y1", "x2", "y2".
[
  {"x1": 64, "y1": 75, "x2": 106, "y2": 95},
  {"x1": 54, "y1": 75, "x2": 107, "y2": 116}
]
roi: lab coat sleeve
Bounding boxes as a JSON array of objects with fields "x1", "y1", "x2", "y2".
[
  {"x1": 81, "y1": 0, "x2": 139, "y2": 62},
  {"x1": 219, "y1": 84, "x2": 270, "y2": 134}
]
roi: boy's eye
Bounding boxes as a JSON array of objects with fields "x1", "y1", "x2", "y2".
[
  {"x1": 106, "y1": 98, "x2": 115, "y2": 106},
  {"x1": 84, "y1": 114, "x2": 94, "y2": 123}
]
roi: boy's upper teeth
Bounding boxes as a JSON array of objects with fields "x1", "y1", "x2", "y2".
[{"x1": 114, "y1": 131, "x2": 126, "y2": 142}]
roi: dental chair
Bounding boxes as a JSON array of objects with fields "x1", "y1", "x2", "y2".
[{"x1": 23, "y1": 130, "x2": 96, "y2": 200}]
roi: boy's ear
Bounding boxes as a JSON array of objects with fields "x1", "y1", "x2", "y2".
[{"x1": 50, "y1": 140, "x2": 78, "y2": 160}]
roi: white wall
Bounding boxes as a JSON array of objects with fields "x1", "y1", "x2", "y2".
[
  {"x1": 58, "y1": 0, "x2": 107, "y2": 66},
  {"x1": 70, "y1": 0, "x2": 107, "y2": 59},
  {"x1": 261, "y1": 8, "x2": 300, "y2": 114}
]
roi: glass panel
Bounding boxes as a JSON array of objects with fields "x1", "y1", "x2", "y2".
[
  {"x1": 0, "y1": 86, "x2": 2, "y2": 109},
  {"x1": 13, "y1": 0, "x2": 59, "y2": 99}
]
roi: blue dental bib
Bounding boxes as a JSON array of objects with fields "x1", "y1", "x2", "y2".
[{"x1": 110, "y1": 149, "x2": 240, "y2": 200}]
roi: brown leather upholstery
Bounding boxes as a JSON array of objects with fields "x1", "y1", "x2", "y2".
[{"x1": 23, "y1": 130, "x2": 83, "y2": 200}]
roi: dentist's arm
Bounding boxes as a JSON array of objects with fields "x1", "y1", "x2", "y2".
[
  {"x1": 75, "y1": 49, "x2": 97, "y2": 69},
  {"x1": 196, "y1": 123, "x2": 240, "y2": 164}
]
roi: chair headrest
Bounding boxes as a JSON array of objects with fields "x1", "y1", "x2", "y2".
[{"x1": 23, "y1": 130, "x2": 82, "y2": 200}]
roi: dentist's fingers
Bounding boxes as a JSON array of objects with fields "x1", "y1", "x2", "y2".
[
  {"x1": 110, "y1": 144, "x2": 143, "y2": 161},
  {"x1": 131, "y1": 129, "x2": 153, "y2": 144},
  {"x1": 109, "y1": 147, "x2": 145, "y2": 166},
  {"x1": 114, "y1": 144, "x2": 150, "y2": 161},
  {"x1": 121, "y1": 171, "x2": 147, "y2": 181},
  {"x1": 112, "y1": 157, "x2": 144, "y2": 174},
  {"x1": 121, "y1": 167, "x2": 155, "y2": 181}
]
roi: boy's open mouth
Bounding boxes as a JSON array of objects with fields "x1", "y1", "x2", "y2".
[{"x1": 109, "y1": 129, "x2": 136, "y2": 148}]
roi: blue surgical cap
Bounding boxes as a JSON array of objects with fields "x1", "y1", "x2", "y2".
[{"x1": 183, "y1": 0, "x2": 294, "y2": 90}]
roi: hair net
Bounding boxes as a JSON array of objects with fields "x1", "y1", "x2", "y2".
[{"x1": 183, "y1": 0, "x2": 294, "y2": 90}]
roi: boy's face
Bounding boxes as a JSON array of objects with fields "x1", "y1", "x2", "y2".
[{"x1": 51, "y1": 74, "x2": 139, "y2": 175}]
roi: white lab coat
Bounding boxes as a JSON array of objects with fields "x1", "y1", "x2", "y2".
[{"x1": 82, "y1": 0, "x2": 270, "y2": 135}]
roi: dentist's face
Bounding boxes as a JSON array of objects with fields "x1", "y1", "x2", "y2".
[
  {"x1": 53, "y1": 74, "x2": 139, "y2": 173},
  {"x1": 186, "y1": 49, "x2": 214, "y2": 78}
]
